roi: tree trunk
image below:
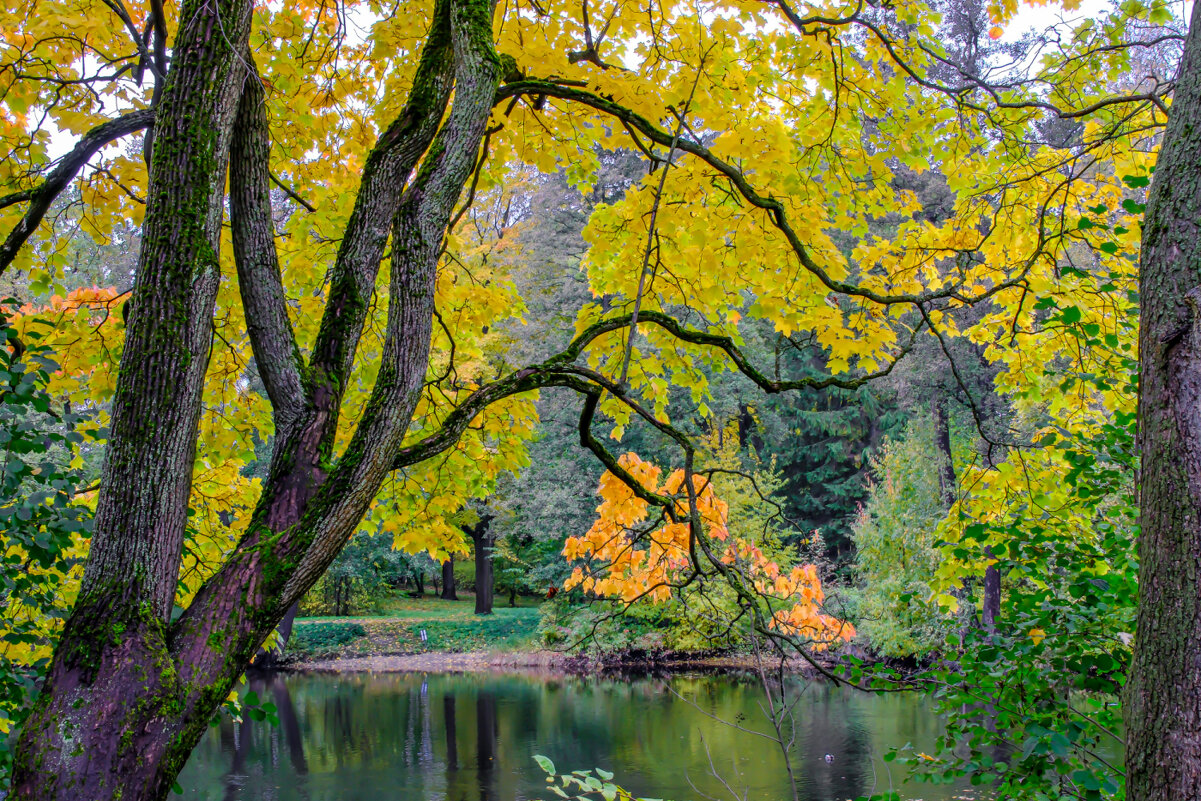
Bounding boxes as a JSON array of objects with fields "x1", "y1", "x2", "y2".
[
  {"x1": 442, "y1": 557, "x2": 458, "y2": 600},
  {"x1": 1127, "y1": 4, "x2": 1201, "y2": 797},
  {"x1": 468, "y1": 517, "x2": 494, "y2": 615},
  {"x1": 415, "y1": 571, "x2": 426, "y2": 597},
  {"x1": 933, "y1": 395, "x2": 957, "y2": 508},
  {"x1": 981, "y1": 555, "x2": 1000, "y2": 632},
  {"x1": 10, "y1": 0, "x2": 254, "y2": 793},
  {"x1": 9, "y1": 0, "x2": 500, "y2": 795},
  {"x1": 257, "y1": 601, "x2": 300, "y2": 667}
]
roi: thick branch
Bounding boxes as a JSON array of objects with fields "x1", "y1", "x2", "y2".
[
  {"x1": 168, "y1": 0, "x2": 503, "y2": 704},
  {"x1": 0, "y1": 108, "x2": 154, "y2": 274},
  {"x1": 392, "y1": 308, "x2": 917, "y2": 471},
  {"x1": 305, "y1": 0, "x2": 456, "y2": 419},
  {"x1": 279, "y1": 0, "x2": 504, "y2": 605},
  {"x1": 229, "y1": 56, "x2": 306, "y2": 429}
]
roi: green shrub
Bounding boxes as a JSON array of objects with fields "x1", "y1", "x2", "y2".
[
  {"x1": 289, "y1": 621, "x2": 367, "y2": 655},
  {"x1": 850, "y1": 415, "x2": 951, "y2": 657}
]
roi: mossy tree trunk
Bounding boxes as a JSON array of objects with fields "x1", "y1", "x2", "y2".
[
  {"x1": 9, "y1": 0, "x2": 254, "y2": 792},
  {"x1": 9, "y1": 0, "x2": 502, "y2": 797},
  {"x1": 1126, "y1": 3, "x2": 1201, "y2": 798}
]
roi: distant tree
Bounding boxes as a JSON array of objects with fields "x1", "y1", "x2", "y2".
[
  {"x1": 440, "y1": 557, "x2": 458, "y2": 600},
  {"x1": 851, "y1": 416, "x2": 950, "y2": 657},
  {"x1": 465, "y1": 516, "x2": 495, "y2": 616}
]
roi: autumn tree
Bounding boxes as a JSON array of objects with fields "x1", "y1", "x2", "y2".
[{"x1": 0, "y1": 0, "x2": 1185, "y2": 797}]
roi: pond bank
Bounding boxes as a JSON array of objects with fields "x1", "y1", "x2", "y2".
[{"x1": 280, "y1": 648, "x2": 843, "y2": 676}]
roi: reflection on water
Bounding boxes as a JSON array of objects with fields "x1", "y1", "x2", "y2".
[{"x1": 179, "y1": 670, "x2": 968, "y2": 801}]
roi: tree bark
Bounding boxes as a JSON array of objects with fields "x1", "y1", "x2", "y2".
[
  {"x1": 980, "y1": 554, "x2": 1000, "y2": 632},
  {"x1": 256, "y1": 601, "x2": 300, "y2": 667},
  {"x1": 1127, "y1": 3, "x2": 1201, "y2": 798},
  {"x1": 468, "y1": 517, "x2": 494, "y2": 615},
  {"x1": 10, "y1": 0, "x2": 254, "y2": 793},
  {"x1": 933, "y1": 395, "x2": 957, "y2": 508},
  {"x1": 442, "y1": 556, "x2": 459, "y2": 600}
]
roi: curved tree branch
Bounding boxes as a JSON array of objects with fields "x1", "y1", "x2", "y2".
[
  {"x1": 497, "y1": 80, "x2": 1051, "y2": 309},
  {"x1": 391, "y1": 307, "x2": 920, "y2": 471},
  {"x1": 0, "y1": 108, "x2": 154, "y2": 274},
  {"x1": 304, "y1": 0, "x2": 456, "y2": 424}
]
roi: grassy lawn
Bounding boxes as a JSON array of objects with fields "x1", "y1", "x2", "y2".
[{"x1": 288, "y1": 593, "x2": 543, "y2": 660}]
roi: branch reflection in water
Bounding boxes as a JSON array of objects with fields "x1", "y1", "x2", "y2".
[{"x1": 181, "y1": 670, "x2": 971, "y2": 801}]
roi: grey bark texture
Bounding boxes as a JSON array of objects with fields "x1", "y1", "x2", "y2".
[
  {"x1": 1127, "y1": 2, "x2": 1201, "y2": 798},
  {"x1": 11, "y1": 0, "x2": 255, "y2": 791}
]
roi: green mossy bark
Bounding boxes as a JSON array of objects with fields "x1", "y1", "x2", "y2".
[{"x1": 1126, "y1": 3, "x2": 1201, "y2": 799}]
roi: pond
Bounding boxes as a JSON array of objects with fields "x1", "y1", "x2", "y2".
[{"x1": 178, "y1": 670, "x2": 973, "y2": 801}]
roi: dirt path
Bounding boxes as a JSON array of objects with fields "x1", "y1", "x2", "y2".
[{"x1": 287, "y1": 650, "x2": 564, "y2": 673}]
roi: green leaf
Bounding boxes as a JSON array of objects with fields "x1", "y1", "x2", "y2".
[{"x1": 535, "y1": 755, "x2": 556, "y2": 775}]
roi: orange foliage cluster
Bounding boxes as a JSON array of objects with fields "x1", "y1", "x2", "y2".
[
  {"x1": 563, "y1": 453, "x2": 726, "y2": 603},
  {"x1": 7, "y1": 287, "x2": 124, "y2": 399},
  {"x1": 16, "y1": 286, "x2": 122, "y2": 316},
  {"x1": 563, "y1": 453, "x2": 855, "y2": 648}
]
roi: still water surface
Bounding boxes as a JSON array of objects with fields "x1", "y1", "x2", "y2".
[{"x1": 179, "y1": 670, "x2": 969, "y2": 801}]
